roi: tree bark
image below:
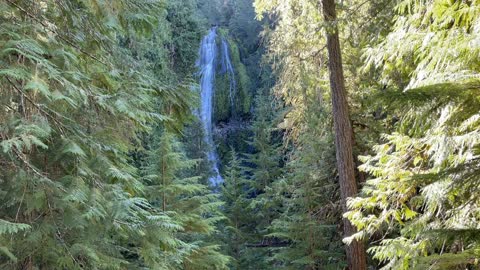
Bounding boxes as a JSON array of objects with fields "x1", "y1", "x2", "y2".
[{"x1": 320, "y1": 0, "x2": 367, "y2": 269}]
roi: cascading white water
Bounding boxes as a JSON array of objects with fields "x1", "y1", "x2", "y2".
[
  {"x1": 197, "y1": 27, "x2": 223, "y2": 185},
  {"x1": 220, "y1": 38, "x2": 237, "y2": 107}
]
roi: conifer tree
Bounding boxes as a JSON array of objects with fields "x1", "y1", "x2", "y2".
[
  {"x1": 247, "y1": 93, "x2": 283, "y2": 194},
  {"x1": 266, "y1": 103, "x2": 346, "y2": 269},
  {"x1": 345, "y1": 0, "x2": 480, "y2": 269},
  {"x1": 220, "y1": 149, "x2": 255, "y2": 269},
  {"x1": 0, "y1": 0, "x2": 212, "y2": 269},
  {"x1": 321, "y1": 0, "x2": 367, "y2": 266},
  {"x1": 143, "y1": 129, "x2": 229, "y2": 269},
  {"x1": 254, "y1": 0, "x2": 367, "y2": 267},
  {"x1": 4, "y1": 0, "x2": 480, "y2": 269},
  {"x1": 0, "y1": 0, "x2": 169, "y2": 268},
  {"x1": 242, "y1": 91, "x2": 284, "y2": 267}
]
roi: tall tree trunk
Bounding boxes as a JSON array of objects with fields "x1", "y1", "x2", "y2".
[{"x1": 320, "y1": 0, "x2": 367, "y2": 269}]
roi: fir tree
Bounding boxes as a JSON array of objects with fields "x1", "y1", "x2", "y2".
[
  {"x1": 0, "y1": 0, "x2": 211, "y2": 269},
  {"x1": 143, "y1": 129, "x2": 229, "y2": 269},
  {"x1": 242, "y1": 91, "x2": 284, "y2": 268},
  {"x1": 267, "y1": 105, "x2": 346, "y2": 270},
  {"x1": 220, "y1": 149, "x2": 255, "y2": 269},
  {"x1": 345, "y1": 0, "x2": 480, "y2": 269}
]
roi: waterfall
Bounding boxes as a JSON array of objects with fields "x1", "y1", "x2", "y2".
[
  {"x1": 220, "y1": 38, "x2": 236, "y2": 108},
  {"x1": 197, "y1": 27, "x2": 238, "y2": 186},
  {"x1": 197, "y1": 27, "x2": 223, "y2": 185}
]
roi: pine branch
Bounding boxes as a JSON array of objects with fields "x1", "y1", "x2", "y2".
[
  {"x1": 5, "y1": 76, "x2": 67, "y2": 135},
  {"x1": 46, "y1": 195, "x2": 79, "y2": 265},
  {"x1": 5, "y1": 0, "x2": 107, "y2": 66}
]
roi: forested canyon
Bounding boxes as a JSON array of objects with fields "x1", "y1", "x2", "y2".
[{"x1": 1, "y1": 0, "x2": 480, "y2": 269}]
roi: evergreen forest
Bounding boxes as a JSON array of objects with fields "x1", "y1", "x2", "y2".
[{"x1": 1, "y1": 0, "x2": 480, "y2": 269}]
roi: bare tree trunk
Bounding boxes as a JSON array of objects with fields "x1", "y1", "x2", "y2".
[{"x1": 320, "y1": 0, "x2": 367, "y2": 269}]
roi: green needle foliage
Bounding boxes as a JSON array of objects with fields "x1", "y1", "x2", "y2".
[
  {"x1": 143, "y1": 129, "x2": 229, "y2": 269},
  {"x1": 0, "y1": 0, "x2": 222, "y2": 269},
  {"x1": 265, "y1": 102, "x2": 345, "y2": 270},
  {"x1": 345, "y1": 0, "x2": 480, "y2": 269},
  {"x1": 346, "y1": 81, "x2": 480, "y2": 269},
  {"x1": 2, "y1": 0, "x2": 480, "y2": 269},
  {"x1": 253, "y1": 0, "x2": 480, "y2": 268},
  {"x1": 220, "y1": 149, "x2": 254, "y2": 269}
]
